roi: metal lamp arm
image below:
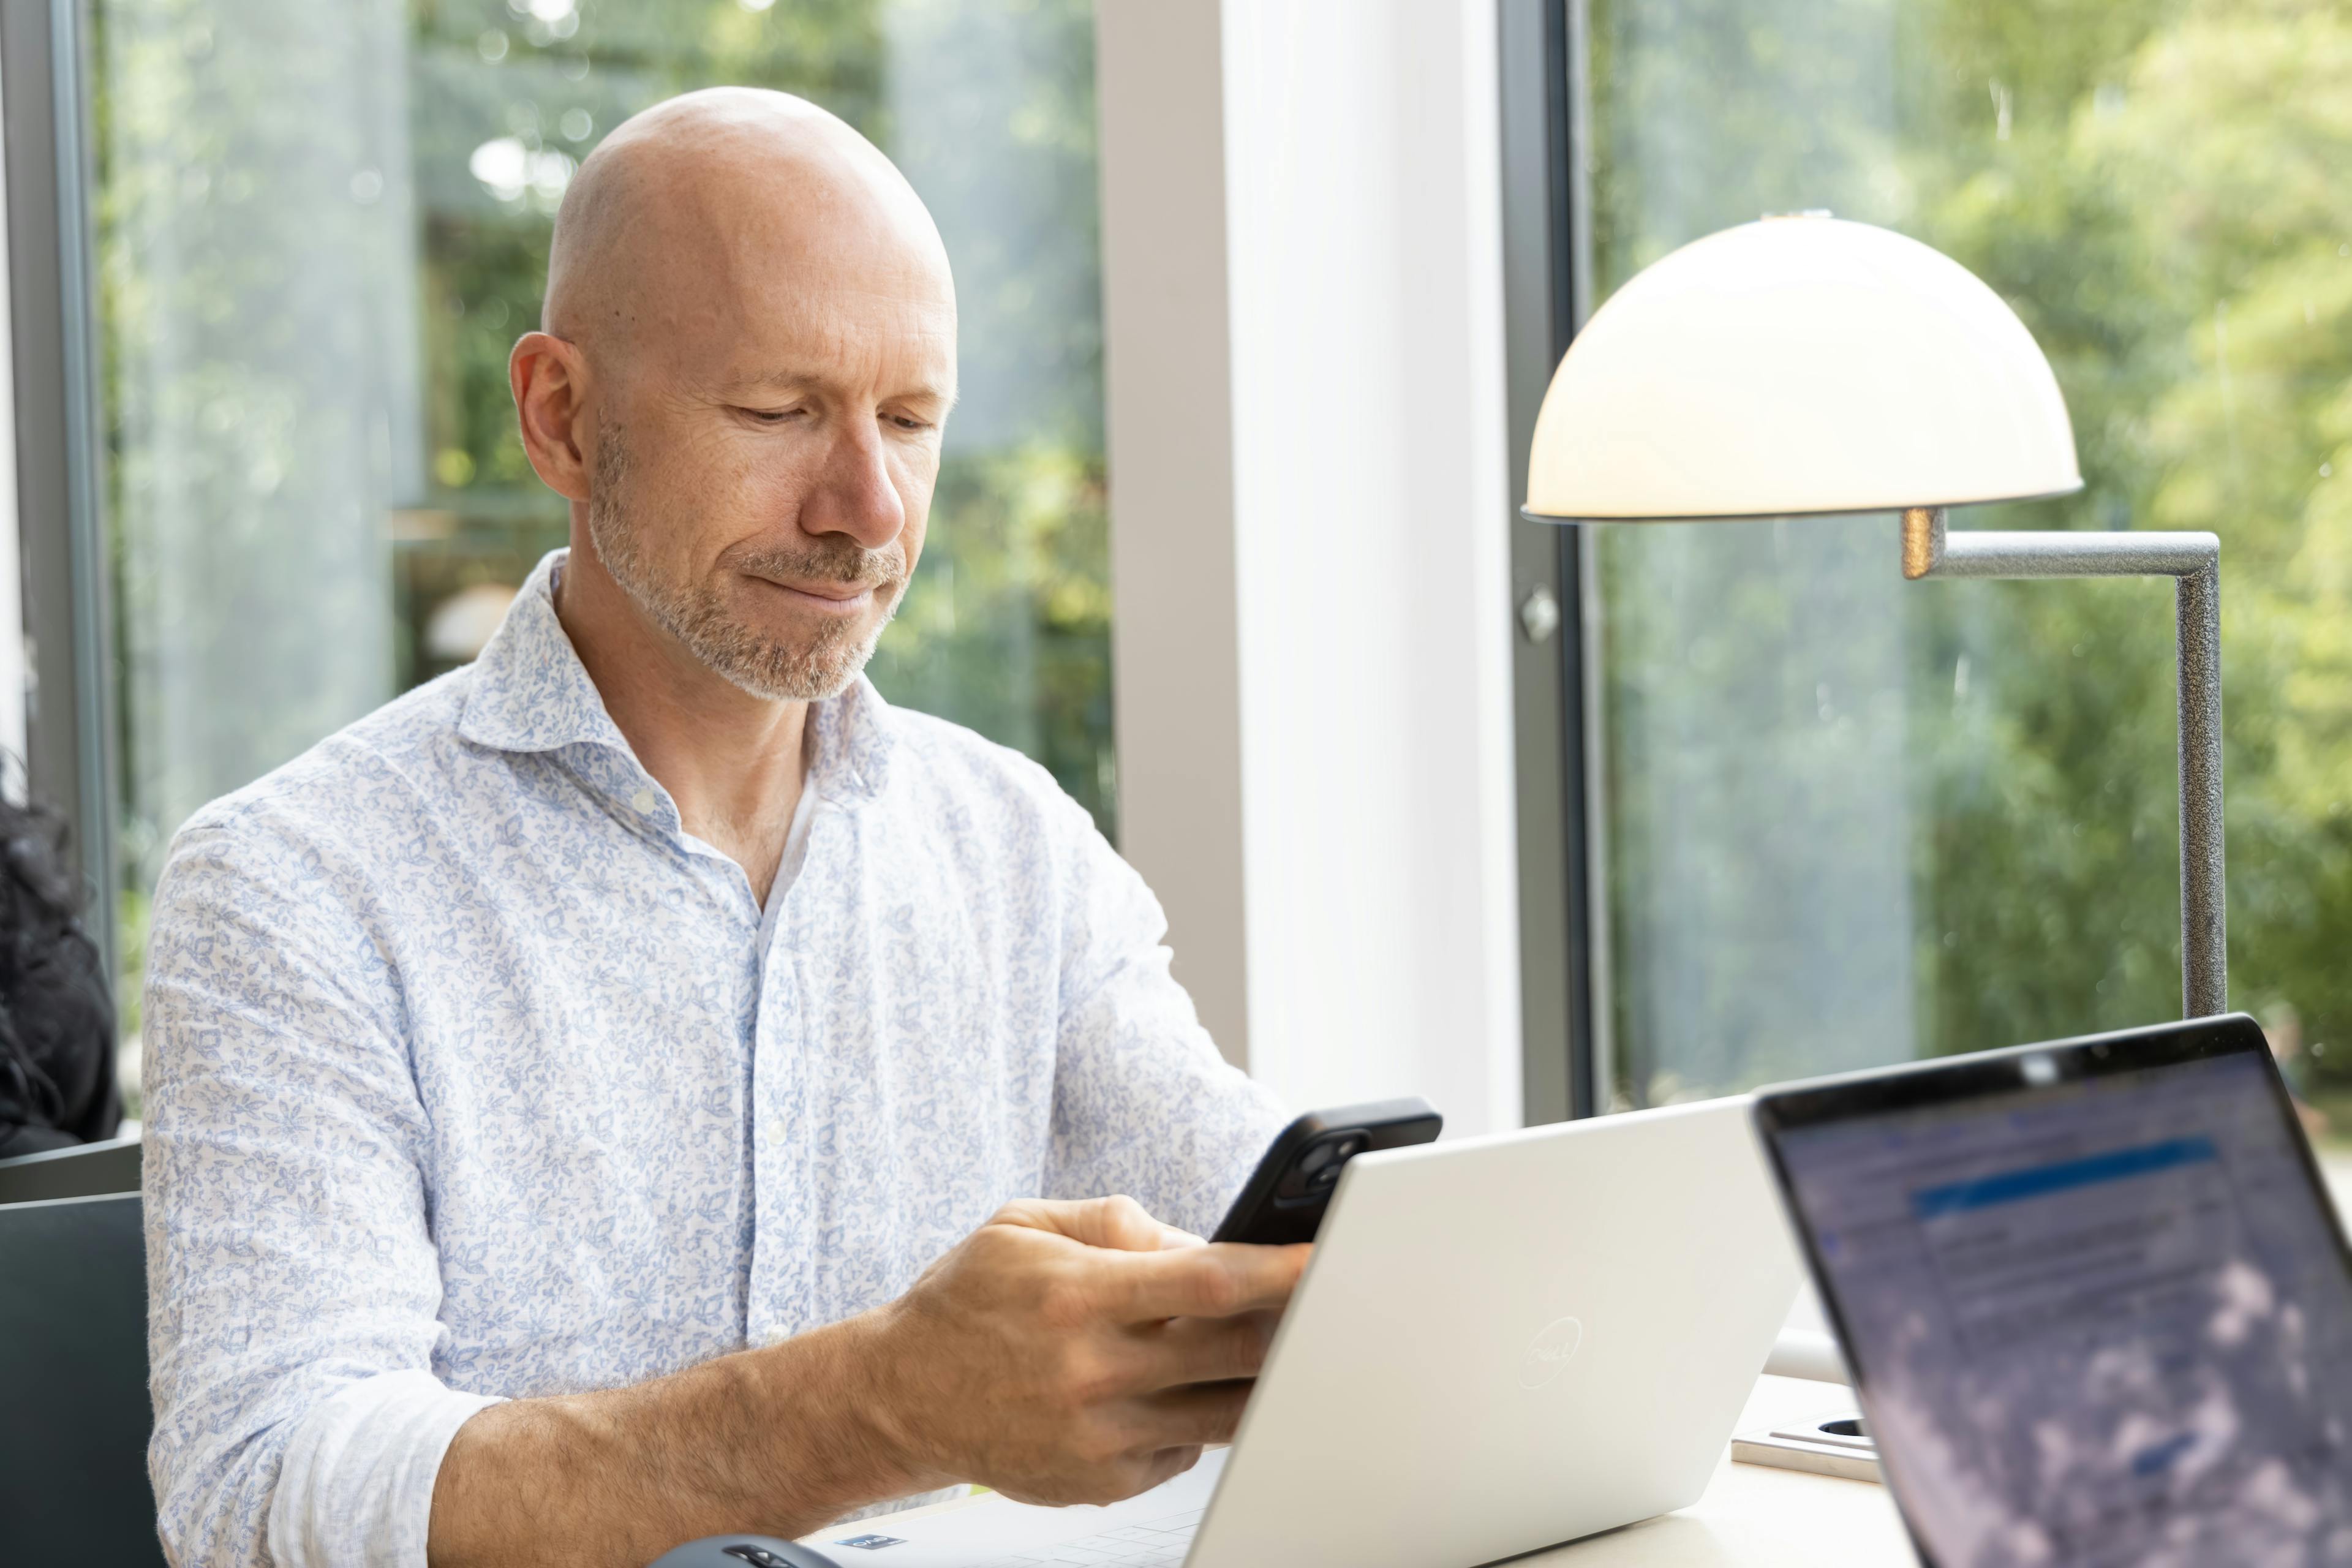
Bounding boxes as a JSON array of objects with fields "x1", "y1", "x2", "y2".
[{"x1": 1900, "y1": 507, "x2": 2226, "y2": 1019}]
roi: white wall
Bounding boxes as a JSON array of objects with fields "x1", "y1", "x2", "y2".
[
  {"x1": 1099, "y1": 0, "x2": 1523, "y2": 1135},
  {"x1": 1097, "y1": 1, "x2": 1253, "y2": 1075}
]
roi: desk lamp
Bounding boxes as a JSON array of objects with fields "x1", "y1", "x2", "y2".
[{"x1": 1523, "y1": 214, "x2": 2226, "y2": 1019}]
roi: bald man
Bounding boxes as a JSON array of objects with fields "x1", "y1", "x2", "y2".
[{"x1": 141, "y1": 89, "x2": 1298, "y2": 1568}]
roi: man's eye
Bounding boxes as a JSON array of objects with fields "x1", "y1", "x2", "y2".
[
  {"x1": 741, "y1": 407, "x2": 803, "y2": 425},
  {"x1": 889, "y1": 414, "x2": 934, "y2": 432}
]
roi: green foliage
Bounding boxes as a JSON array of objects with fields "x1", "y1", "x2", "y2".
[
  {"x1": 1592, "y1": 0, "x2": 2352, "y2": 1100},
  {"x1": 870, "y1": 441, "x2": 1114, "y2": 821}
]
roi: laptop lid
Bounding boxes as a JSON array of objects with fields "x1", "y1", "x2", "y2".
[
  {"x1": 1752, "y1": 1014, "x2": 2352, "y2": 1568},
  {"x1": 1189, "y1": 1096, "x2": 1800, "y2": 1568}
]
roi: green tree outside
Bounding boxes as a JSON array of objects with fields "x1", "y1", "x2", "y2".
[{"x1": 1590, "y1": 0, "x2": 2352, "y2": 1102}]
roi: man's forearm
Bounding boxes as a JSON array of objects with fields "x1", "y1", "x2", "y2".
[
  {"x1": 423, "y1": 1197, "x2": 1306, "y2": 1564},
  {"x1": 427, "y1": 1311, "x2": 927, "y2": 1567}
]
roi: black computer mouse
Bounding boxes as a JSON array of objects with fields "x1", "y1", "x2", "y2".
[{"x1": 647, "y1": 1537, "x2": 843, "y2": 1568}]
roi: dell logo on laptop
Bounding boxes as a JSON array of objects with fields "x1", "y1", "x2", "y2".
[{"x1": 1519, "y1": 1316, "x2": 1585, "y2": 1388}]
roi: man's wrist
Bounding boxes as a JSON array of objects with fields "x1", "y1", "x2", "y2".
[
  {"x1": 745, "y1": 1305, "x2": 940, "y2": 1513},
  {"x1": 426, "y1": 1310, "x2": 948, "y2": 1567}
]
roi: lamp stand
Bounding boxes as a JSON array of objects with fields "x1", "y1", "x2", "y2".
[{"x1": 1900, "y1": 507, "x2": 2226, "y2": 1019}]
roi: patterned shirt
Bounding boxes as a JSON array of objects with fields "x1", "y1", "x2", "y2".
[{"x1": 141, "y1": 550, "x2": 1286, "y2": 1568}]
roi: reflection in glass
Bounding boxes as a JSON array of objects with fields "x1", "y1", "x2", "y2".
[
  {"x1": 1586, "y1": 0, "x2": 2352, "y2": 1106},
  {"x1": 96, "y1": 0, "x2": 418, "y2": 978}
]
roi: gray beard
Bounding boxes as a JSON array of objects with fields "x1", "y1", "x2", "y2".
[{"x1": 586, "y1": 424, "x2": 907, "y2": 702}]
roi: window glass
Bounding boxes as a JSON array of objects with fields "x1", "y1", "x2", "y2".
[
  {"x1": 1586, "y1": 0, "x2": 2352, "y2": 1110},
  {"x1": 91, "y1": 0, "x2": 1112, "y2": 1087}
]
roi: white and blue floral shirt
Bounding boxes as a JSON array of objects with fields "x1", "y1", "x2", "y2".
[{"x1": 141, "y1": 549, "x2": 1285, "y2": 1568}]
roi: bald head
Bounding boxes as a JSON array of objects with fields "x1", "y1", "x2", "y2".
[
  {"x1": 545, "y1": 87, "x2": 955, "y2": 361},
  {"x1": 510, "y1": 87, "x2": 959, "y2": 709}
]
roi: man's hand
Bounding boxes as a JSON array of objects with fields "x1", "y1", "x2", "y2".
[
  {"x1": 864, "y1": 1196, "x2": 1310, "y2": 1505},
  {"x1": 429, "y1": 1197, "x2": 1307, "y2": 1567}
]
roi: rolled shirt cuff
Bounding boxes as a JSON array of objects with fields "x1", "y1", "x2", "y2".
[{"x1": 266, "y1": 1369, "x2": 505, "y2": 1568}]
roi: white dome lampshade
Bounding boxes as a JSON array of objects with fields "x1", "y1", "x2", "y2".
[{"x1": 1523, "y1": 216, "x2": 2082, "y2": 521}]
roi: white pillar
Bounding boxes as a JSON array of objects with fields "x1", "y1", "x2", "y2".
[{"x1": 1098, "y1": 0, "x2": 1523, "y2": 1134}]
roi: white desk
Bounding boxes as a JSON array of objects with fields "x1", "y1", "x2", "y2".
[
  {"x1": 1515, "y1": 1376, "x2": 1913, "y2": 1566},
  {"x1": 863, "y1": 1374, "x2": 1913, "y2": 1566}
]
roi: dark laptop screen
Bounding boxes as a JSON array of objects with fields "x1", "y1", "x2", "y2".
[{"x1": 1772, "y1": 1045, "x2": 2352, "y2": 1567}]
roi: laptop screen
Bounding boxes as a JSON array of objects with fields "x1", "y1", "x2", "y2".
[{"x1": 1768, "y1": 1039, "x2": 2352, "y2": 1568}]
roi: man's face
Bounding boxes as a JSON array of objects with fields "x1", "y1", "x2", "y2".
[{"x1": 582, "y1": 195, "x2": 956, "y2": 702}]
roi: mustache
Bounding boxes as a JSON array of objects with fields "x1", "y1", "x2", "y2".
[{"x1": 728, "y1": 537, "x2": 909, "y2": 591}]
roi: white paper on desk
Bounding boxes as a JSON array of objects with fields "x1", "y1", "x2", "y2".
[{"x1": 801, "y1": 1449, "x2": 1226, "y2": 1566}]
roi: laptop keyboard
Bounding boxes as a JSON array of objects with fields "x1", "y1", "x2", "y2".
[{"x1": 970, "y1": 1504, "x2": 1204, "y2": 1566}]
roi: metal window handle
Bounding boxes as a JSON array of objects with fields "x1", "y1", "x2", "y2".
[{"x1": 1519, "y1": 584, "x2": 1562, "y2": 644}]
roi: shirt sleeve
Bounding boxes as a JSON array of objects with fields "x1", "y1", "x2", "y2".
[
  {"x1": 143, "y1": 816, "x2": 500, "y2": 1568},
  {"x1": 1042, "y1": 801, "x2": 1289, "y2": 1237}
]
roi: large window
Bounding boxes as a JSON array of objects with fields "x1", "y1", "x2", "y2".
[
  {"x1": 1571, "y1": 0, "x2": 2352, "y2": 1114},
  {"x1": 90, "y1": 0, "x2": 1112, "y2": 1087}
]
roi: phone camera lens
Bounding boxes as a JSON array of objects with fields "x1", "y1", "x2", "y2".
[{"x1": 1300, "y1": 1136, "x2": 1366, "y2": 1189}]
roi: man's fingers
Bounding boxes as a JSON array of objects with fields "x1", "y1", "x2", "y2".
[
  {"x1": 1133, "y1": 1381, "x2": 1256, "y2": 1448},
  {"x1": 1131, "y1": 1309, "x2": 1281, "y2": 1390},
  {"x1": 994, "y1": 1195, "x2": 1200, "y2": 1254},
  {"x1": 1105, "y1": 1241, "x2": 1310, "y2": 1321},
  {"x1": 1134, "y1": 1444, "x2": 1205, "y2": 1494}
]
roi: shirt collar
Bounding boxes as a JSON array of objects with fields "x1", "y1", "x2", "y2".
[{"x1": 457, "y1": 548, "x2": 895, "y2": 803}]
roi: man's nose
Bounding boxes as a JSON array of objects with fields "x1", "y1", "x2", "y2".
[{"x1": 797, "y1": 415, "x2": 907, "y2": 551}]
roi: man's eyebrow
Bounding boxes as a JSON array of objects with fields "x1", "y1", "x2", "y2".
[
  {"x1": 726, "y1": 368, "x2": 957, "y2": 407},
  {"x1": 723, "y1": 367, "x2": 823, "y2": 395}
]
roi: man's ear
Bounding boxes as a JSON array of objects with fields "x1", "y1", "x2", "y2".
[{"x1": 510, "y1": 331, "x2": 594, "y2": 504}]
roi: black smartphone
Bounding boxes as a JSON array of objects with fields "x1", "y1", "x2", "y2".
[{"x1": 1210, "y1": 1097, "x2": 1442, "y2": 1245}]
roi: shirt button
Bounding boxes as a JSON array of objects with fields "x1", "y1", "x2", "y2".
[{"x1": 631, "y1": 789, "x2": 657, "y2": 813}]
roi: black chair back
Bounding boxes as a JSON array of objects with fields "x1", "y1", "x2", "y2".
[
  {"x1": 0, "y1": 1133, "x2": 141, "y2": 1204},
  {"x1": 0, "y1": 1192, "x2": 167, "y2": 1566}
]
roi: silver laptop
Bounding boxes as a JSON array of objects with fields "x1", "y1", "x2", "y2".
[{"x1": 808, "y1": 1096, "x2": 1800, "y2": 1567}]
